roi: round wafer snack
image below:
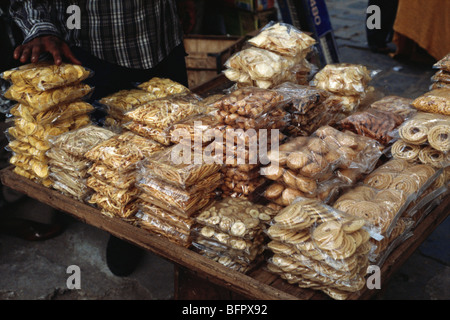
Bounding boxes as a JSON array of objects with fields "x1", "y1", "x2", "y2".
[
  {"x1": 398, "y1": 120, "x2": 429, "y2": 144},
  {"x1": 427, "y1": 124, "x2": 450, "y2": 152}
]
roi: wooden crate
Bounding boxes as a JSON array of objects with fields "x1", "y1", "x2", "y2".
[{"x1": 184, "y1": 35, "x2": 245, "y2": 89}]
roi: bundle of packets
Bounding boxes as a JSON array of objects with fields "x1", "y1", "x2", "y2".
[
  {"x1": 310, "y1": 63, "x2": 373, "y2": 114},
  {"x1": 46, "y1": 125, "x2": 116, "y2": 200},
  {"x1": 273, "y1": 82, "x2": 342, "y2": 137},
  {"x1": 333, "y1": 158, "x2": 444, "y2": 264},
  {"x1": 265, "y1": 197, "x2": 373, "y2": 300},
  {"x1": 430, "y1": 53, "x2": 450, "y2": 90},
  {"x1": 262, "y1": 125, "x2": 382, "y2": 209},
  {"x1": 224, "y1": 22, "x2": 317, "y2": 89},
  {"x1": 1, "y1": 61, "x2": 94, "y2": 186},
  {"x1": 84, "y1": 131, "x2": 165, "y2": 218},
  {"x1": 192, "y1": 197, "x2": 275, "y2": 273},
  {"x1": 390, "y1": 112, "x2": 450, "y2": 168},
  {"x1": 211, "y1": 86, "x2": 290, "y2": 199},
  {"x1": 136, "y1": 145, "x2": 223, "y2": 219},
  {"x1": 99, "y1": 77, "x2": 191, "y2": 133}
]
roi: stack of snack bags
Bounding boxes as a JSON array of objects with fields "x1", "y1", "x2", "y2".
[
  {"x1": 266, "y1": 197, "x2": 373, "y2": 300},
  {"x1": 134, "y1": 143, "x2": 223, "y2": 246},
  {"x1": 430, "y1": 53, "x2": 450, "y2": 90},
  {"x1": 262, "y1": 125, "x2": 382, "y2": 208},
  {"x1": 224, "y1": 22, "x2": 316, "y2": 89},
  {"x1": 333, "y1": 158, "x2": 442, "y2": 265},
  {"x1": 1, "y1": 61, "x2": 94, "y2": 186},
  {"x1": 192, "y1": 197, "x2": 274, "y2": 273},
  {"x1": 46, "y1": 125, "x2": 116, "y2": 200},
  {"x1": 273, "y1": 82, "x2": 342, "y2": 137},
  {"x1": 84, "y1": 131, "x2": 165, "y2": 218},
  {"x1": 211, "y1": 86, "x2": 290, "y2": 199},
  {"x1": 310, "y1": 63, "x2": 373, "y2": 114}
]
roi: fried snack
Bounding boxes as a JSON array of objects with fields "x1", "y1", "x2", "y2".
[
  {"x1": 99, "y1": 89, "x2": 158, "y2": 115},
  {"x1": 247, "y1": 22, "x2": 316, "y2": 57},
  {"x1": 411, "y1": 89, "x2": 450, "y2": 115},
  {"x1": 369, "y1": 95, "x2": 416, "y2": 119},
  {"x1": 137, "y1": 176, "x2": 215, "y2": 217},
  {"x1": 125, "y1": 94, "x2": 201, "y2": 129},
  {"x1": 46, "y1": 148, "x2": 90, "y2": 173},
  {"x1": 123, "y1": 121, "x2": 172, "y2": 145},
  {"x1": 196, "y1": 197, "x2": 274, "y2": 239},
  {"x1": 273, "y1": 82, "x2": 330, "y2": 114},
  {"x1": 84, "y1": 131, "x2": 165, "y2": 171},
  {"x1": 266, "y1": 197, "x2": 371, "y2": 299},
  {"x1": 427, "y1": 123, "x2": 450, "y2": 152},
  {"x1": 50, "y1": 169, "x2": 91, "y2": 200},
  {"x1": 433, "y1": 53, "x2": 450, "y2": 72},
  {"x1": 86, "y1": 176, "x2": 139, "y2": 206},
  {"x1": 2, "y1": 61, "x2": 91, "y2": 91},
  {"x1": 137, "y1": 77, "x2": 190, "y2": 97},
  {"x1": 143, "y1": 144, "x2": 222, "y2": 188},
  {"x1": 170, "y1": 113, "x2": 219, "y2": 145},
  {"x1": 418, "y1": 146, "x2": 449, "y2": 168},
  {"x1": 214, "y1": 106, "x2": 289, "y2": 130},
  {"x1": 338, "y1": 108, "x2": 404, "y2": 144},
  {"x1": 87, "y1": 162, "x2": 136, "y2": 189},
  {"x1": 311, "y1": 63, "x2": 372, "y2": 96},
  {"x1": 391, "y1": 140, "x2": 421, "y2": 162},
  {"x1": 431, "y1": 70, "x2": 450, "y2": 84},
  {"x1": 88, "y1": 193, "x2": 138, "y2": 218},
  {"x1": 4, "y1": 83, "x2": 93, "y2": 112},
  {"x1": 48, "y1": 125, "x2": 116, "y2": 158}
]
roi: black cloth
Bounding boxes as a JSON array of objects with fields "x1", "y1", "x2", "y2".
[{"x1": 366, "y1": 0, "x2": 399, "y2": 50}]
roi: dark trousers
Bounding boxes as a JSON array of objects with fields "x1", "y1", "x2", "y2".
[
  {"x1": 366, "y1": 0, "x2": 399, "y2": 49},
  {"x1": 70, "y1": 43, "x2": 189, "y2": 102}
]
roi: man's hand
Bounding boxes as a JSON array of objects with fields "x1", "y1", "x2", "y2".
[{"x1": 13, "y1": 35, "x2": 81, "y2": 66}]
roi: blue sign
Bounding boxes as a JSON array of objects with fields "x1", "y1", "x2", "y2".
[{"x1": 307, "y1": 0, "x2": 333, "y2": 38}]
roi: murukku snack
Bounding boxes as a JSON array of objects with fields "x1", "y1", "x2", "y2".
[{"x1": 390, "y1": 140, "x2": 421, "y2": 162}]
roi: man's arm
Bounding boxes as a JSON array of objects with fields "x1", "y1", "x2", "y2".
[{"x1": 9, "y1": 0, "x2": 80, "y2": 65}]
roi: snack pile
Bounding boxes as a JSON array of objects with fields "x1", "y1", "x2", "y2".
[
  {"x1": 2, "y1": 62, "x2": 94, "y2": 186},
  {"x1": 430, "y1": 53, "x2": 450, "y2": 90}
]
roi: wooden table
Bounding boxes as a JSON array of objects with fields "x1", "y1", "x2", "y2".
[{"x1": 1, "y1": 166, "x2": 449, "y2": 300}]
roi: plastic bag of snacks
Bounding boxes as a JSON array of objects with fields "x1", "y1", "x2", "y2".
[
  {"x1": 3, "y1": 83, "x2": 93, "y2": 113},
  {"x1": 433, "y1": 53, "x2": 450, "y2": 72},
  {"x1": 369, "y1": 95, "x2": 416, "y2": 119},
  {"x1": 1, "y1": 61, "x2": 91, "y2": 91},
  {"x1": 247, "y1": 21, "x2": 316, "y2": 58},
  {"x1": 266, "y1": 197, "x2": 373, "y2": 300},
  {"x1": 137, "y1": 77, "x2": 190, "y2": 97},
  {"x1": 411, "y1": 89, "x2": 450, "y2": 116},
  {"x1": 310, "y1": 63, "x2": 372, "y2": 96}
]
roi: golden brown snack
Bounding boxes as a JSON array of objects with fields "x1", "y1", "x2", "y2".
[
  {"x1": 137, "y1": 77, "x2": 190, "y2": 97},
  {"x1": 411, "y1": 89, "x2": 450, "y2": 115}
]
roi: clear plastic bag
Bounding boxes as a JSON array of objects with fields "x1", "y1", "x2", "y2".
[
  {"x1": 137, "y1": 77, "x2": 190, "y2": 97},
  {"x1": 369, "y1": 95, "x2": 416, "y2": 119},
  {"x1": 86, "y1": 175, "x2": 139, "y2": 206},
  {"x1": 48, "y1": 124, "x2": 116, "y2": 158},
  {"x1": 337, "y1": 108, "x2": 404, "y2": 145},
  {"x1": 142, "y1": 144, "x2": 222, "y2": 188},
  {"x1": 98, "y1": 88, "x2": 158, "y2": 115},
  {"x1": 310, "y1": 63, "x2": 372, "y2": 96},
  {"x1": 433, "y1": 53, "x2": 450, "y2": 72},
  {"x1": 411, "y1": 89, "x2": 450, "y2": 116},
  {"x1": 87, "y1": 162, "x2": 136, "y2": 189},
  {"x1": 84, "y1": 131, "x2": 165, "y2": 172},
  {"x1": 1, "y1": 61, "x2": 92, "y2": 91},
  {"x1": 125, "y1": 94, "x2": 202, "y2": 130},
  {"x1": 3, "y1": 83, "x2": 93, "y2": 112},
  {"x1": 273, "y1": 82, "x2": 330, "y2": 114},
  {"x1": 247, "y1": 21, "x2": 316, "y2": 58},
  {"x1": 87, "y1": 193, "x2": 139, "y2": 218},
  {"x1": 170, "y1": 113, "x2": 220, "y2": 145}
]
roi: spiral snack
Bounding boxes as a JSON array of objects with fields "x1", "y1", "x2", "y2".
[
  {"x1": 391, "y1": 139, "x2": 421, "y2": 162},
  {"x1": 427, "y1": 123, "x2": 450, "y2": 152},
  {"x1": 418, "y1": 146, "x2": 449, "y2": 168}
]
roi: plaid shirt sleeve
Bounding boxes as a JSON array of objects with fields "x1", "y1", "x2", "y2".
[{"x1": 10, "y1": 0, "x2": 62, "y2": 44}]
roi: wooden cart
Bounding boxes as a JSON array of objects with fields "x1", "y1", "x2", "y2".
[{"x1": 1, "y1": 74, "x2": 448, "y2": 300}]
